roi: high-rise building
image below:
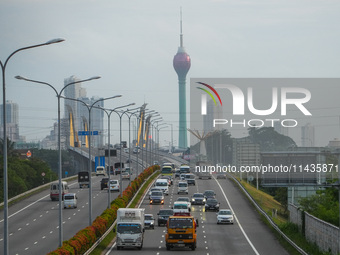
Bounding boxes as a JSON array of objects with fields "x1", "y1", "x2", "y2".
[
  {"x1": 301, "y1": 123, "x2": 315, "y2": 147},
  {"x1": 0, "y1": 100, "x2": 20, "y2": 142},
  {"x1": 203, "y1": 99, "x2": 223, "y2": 133},
  {"x1": 173, "y1": 10, "x2": 191, "y2": 149}
]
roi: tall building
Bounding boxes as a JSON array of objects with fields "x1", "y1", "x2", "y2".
[
  {"x1": 301, "y1": 123, "x2": 315, "y2": 147},
  {"x1": 203, "y1": 99, "x2": 223, "y2": 133},
  {"x1": 173, "y1": 10, "x2": 191, "y2": 149},
  {"x1": 0, "y1": 100, "x2": 20, "y2": 142}
]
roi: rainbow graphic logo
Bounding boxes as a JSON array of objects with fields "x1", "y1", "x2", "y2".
[{"x1": 196, "y1": 82, "x2": 222, "y2": 106}]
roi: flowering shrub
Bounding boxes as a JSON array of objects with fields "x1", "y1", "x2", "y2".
[{"x1": 47, "y1": 165, "x2": 159, "y2": 255}]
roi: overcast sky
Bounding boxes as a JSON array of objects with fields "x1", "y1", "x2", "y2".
[{"x1": 1, "y1": 0, "x2": 339, "y2": 147}]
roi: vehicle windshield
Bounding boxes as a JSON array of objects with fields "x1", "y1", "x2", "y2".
[
  {"x1": 151, "y1": 192, "x2": 163, "y2": 196},
  {"x1": 219, "y1": 210, "x2": 232, "y2": 215},
  {"x1": 156, "y1": 182, "x2": 167, "y2": 187},
  {"x1": 204, "y1": 191, "x2": 214, "y2": 196},
  {"x1": 207, "y1": 199, "x2": 218, "y2": 205},
  {"x1": 180, "y1": 167, "x2": 190, "y2": 173},
  {"x1": 174, "y1": 204, "x2": 188, "y2": 209},
  {"x1": 177, "y1": 198, "x2": 189, "y2": 202},
  {"x1": 161, "y1": 167, "x2": 172, "y2": 174},
  {"x1": 168, "y1": 218, "x2": 193, "y2": 229},
  {"x1": 179, "y1": 183, "x2": 187, "y2": 187},
  {"x1": 117, "y1": 224, "x2": 142, "y2": 234},
  {"x1": 193, "y1": 194, "x2": 204, "y2": 198},
  {"x1": 110, "y1": 181, "x2": 118, "y2": 184},
  {"x1": 145, "y1": 215, "x2": 154, "y2": 220},
  {"x1": 159, "y1": 210, "x2": 173, "y2": 216},
  {"x1": 185, "y1": 174, "x2": 194, "y2": 179},
  {"x1": 64, "y1": 196, "x2": 75, "y2": 200}
]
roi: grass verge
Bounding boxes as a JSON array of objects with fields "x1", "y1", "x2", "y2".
[{"x1": 231, "y1": 175, "x2": 332, "y2": 255}]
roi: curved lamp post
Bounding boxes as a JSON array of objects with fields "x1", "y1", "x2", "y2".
[
  {"x1": 60, "y1": 95, "x2": 121, "y2": 223},
  {"x1": 94, "y1": 103, "x2": 140, "y2": 208},
  {"x1": 1, "y1": 38, "x2": 64, "y2": 255},
  {"x1": 15, "y1": 74, "x2": 101, "y2": 247},
  {"x1": 106, "y1": 103, "x2": 135, "y2": 195}
]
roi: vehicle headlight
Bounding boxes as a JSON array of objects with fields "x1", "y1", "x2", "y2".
[
  {"x1": 136, "y1": 236, "x2": 142, "y2": 242},
  {"x1": 203, "y1": 198, "x2": 206, "y2": 202},
  {"x1": 192, "y1": 198, "x2": 195, "y2": 202}
]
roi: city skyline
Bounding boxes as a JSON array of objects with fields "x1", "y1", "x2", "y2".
[{"x1": 1, "y1": 0, "x2": 339, "y2": 147}]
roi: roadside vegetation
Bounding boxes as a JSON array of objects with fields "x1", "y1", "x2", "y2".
[
  {"x1": 0, "y1": 138, "x2": 58, "y2": 203},
  {"x1": 236, "y1": 177, "x2": 333, "y2": 255}
]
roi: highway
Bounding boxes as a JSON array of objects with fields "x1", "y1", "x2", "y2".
[
  {"x1": 106, "y1": 173, "x2": 290, "y2": 255},
  {"x1": 0, "y1": 150, "x2": 139, "y2": 255}
]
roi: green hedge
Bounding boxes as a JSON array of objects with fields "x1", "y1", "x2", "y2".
[{"x1": 47, "y1": 165, "x2": 159, "y2": 255}]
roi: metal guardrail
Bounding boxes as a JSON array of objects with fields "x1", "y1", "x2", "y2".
[
  {"x1": 0, "y1": 174, "x2": 78, "y2": 208},
  {"x1": 227, "y1": 173, "x2": 308, "y2": 255}
]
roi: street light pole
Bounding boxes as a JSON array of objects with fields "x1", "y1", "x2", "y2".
[
  {"x1": 60, "y1": 95, "x2": 121, "y2": 223},
  {"x1": 1, "y1": 38, "x2": 64, "y2": 255},
  {"x1": 15, "y1": 74, "x2": 101, "y2": 247}
]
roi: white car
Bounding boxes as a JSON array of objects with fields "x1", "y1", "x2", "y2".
[
  {"x1": 177, "y1": 181, "x2": 188, "y2": 194},
  {"x1": 63, "y1": 193, "x2": 77, "y2": 209},
  {"x1": 109, "y1": 180, "x2": 120, "y2": 192},
  {"x1": 217, "y1": 209, "x2": 234, "y2": 224},
  {"x1": 176, "y1": 197, "x2": 191, "y2": 211}
]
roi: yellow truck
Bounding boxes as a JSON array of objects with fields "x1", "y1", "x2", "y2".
[{"x1": 165, "y1": 215, "x2": 197, "y2": 251}]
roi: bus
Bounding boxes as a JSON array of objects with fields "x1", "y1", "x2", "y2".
[{"x1": 161, "y1": 165, "x2": 173, "y2": 176}]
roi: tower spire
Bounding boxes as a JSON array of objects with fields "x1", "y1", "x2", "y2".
[{"x1": 180, "y1": 7, "x2": 183, "y2": 47}]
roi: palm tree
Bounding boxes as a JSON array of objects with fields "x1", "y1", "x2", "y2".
[{"x1": 0, "y1": 137, "x2": 17, "y2": 157}]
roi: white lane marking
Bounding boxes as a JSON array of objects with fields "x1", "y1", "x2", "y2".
[{"x1": 215, "y1": 177, "x2": 260, "y2": 255}]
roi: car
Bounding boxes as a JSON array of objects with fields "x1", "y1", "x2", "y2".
[
  {"x1": 124, "y1": 148, "x2": 129, "y2": 153},
  {"x1": 154, "y1": 179, "x2": 169, "y2": 195},
  {"x1": 162, "y1": 175, "x2": 173, "y2": 185},
  {"x1": 217, "y1": 209, "x2": 234, "y2": 224},
  {"x1": 144, "y1": 214, "x2": 155, "y2": 229},
  {"x1": 109, "y1": 180, "x2": 120, "y2": 192},
  {"x1": 63, "y1": 193, "x2": 77, "y2": 209},
  {"x1": 184, "y1": 174, "x2": 196, "y2": 185},
  {"x1": 100, "y1": 178, "x2": 109, "y2": 190},
  {"x1": 205, "y1": 198, "x2": 220, "y2": 212},
  {"x1": 179, "y1": 173, "x2": 186, "y2": 180},
  {"x1": 149, "y1": 187, "x2": 163, "y2": 199},
  {"x1": 126, "y1": 159, "x2": 132, "y2": 163},
  {"x1": 133, "y1": 146, "x2": 141, "y2": 154},
  {"x1": 121, "y1": 172, "x2": 130, "y2": 180},
  {"x1": 172, "y1": 201, "x2": 190, "y2": 215},
  {"x1": 176, "y1": 197, "x2": 191, "y2": 211},
  {"x1": 203, "y1": 190, "x2": 216, "y2": 199},
  {"x1": 150, "y1": 191, "x2": 164, "y2": 204},
  {"x1": 175, "y1": 169, "x2": 181, "y2": 178},
  {"x1": 96, "y1": 166, "x2": 106, "y2": 176},
  {"x1": 157, "y1": 209, "x2": 174, "y2": 226},
  {"x1": 216, "y1": 173, "x2": 226, "y2": 179},
  {"x1": 191, "y1": 193, "x2": 206, "y2": 205},
  {"x1": 177, "y1": 181, "x2": 189, "y2": 194}
]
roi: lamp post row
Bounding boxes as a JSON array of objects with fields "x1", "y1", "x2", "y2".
[
  {"x1": 2, "y1": 39, "x2": 167, "y2": 254},
  {"x1": 1, "y1": 38, "x2": 65, "y2": 255}
]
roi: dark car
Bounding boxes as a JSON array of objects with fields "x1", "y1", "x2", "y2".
[
  {"x1": 100, "y1": 178, "x2": 109, "y2": 190},
  {"x1": 157, "y1": 209, "x2": 174, "y2": 226},
  {"x1": 203, "y1": 190, "x2": 216, "y2": 199},
  {"x1": 175, "y1": 169, "x2": 181, "y2": 178},
  {"x1": 191, "y1": 193, "x2": 206, "y2": 205},
  {"x1": 150, "y1": 191, "x2": 164, "y2": 204},
  {"x1": 205, "y1": 198, "x2": 220, "y2": 211},
  {"x1": 162, "y1": 175, "x2": 173, "y2": 185}
]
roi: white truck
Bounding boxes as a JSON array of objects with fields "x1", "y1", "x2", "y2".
[{"x1": 115, "y1": 208, "x2": 145, "y2": 250}]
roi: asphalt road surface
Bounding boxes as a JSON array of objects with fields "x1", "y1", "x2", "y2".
[{"x1": 105, "y1": 173, "x2": 289, "y2": 255}]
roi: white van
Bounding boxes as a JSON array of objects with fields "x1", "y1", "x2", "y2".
[
  {"x1": 177, "y1": 181, "x2": 188, "y2": 194},
  {"x1": 50, "y1": 181, "x2": 69, "y2": 201},
  {"x1": 154, "y1": 179, "x2": 169, "y2": 195},
  {"x1": 63, "y1": 193, "x2": 77, "y2": 209},
  {"x1": 96, "y1": 166, "x2": 106, "y2": 176}
]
